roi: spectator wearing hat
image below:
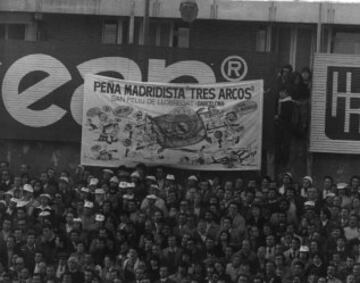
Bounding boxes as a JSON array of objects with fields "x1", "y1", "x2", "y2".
[
  {"x1": 300, "y1": 176, "x2": 313, "y2": 198},
  {"x1": 33, "y1": 194, "x2": 53, "y2": 220},
  {"x1": 140, "y1": 185, "x2": 167, "y2": 217}
]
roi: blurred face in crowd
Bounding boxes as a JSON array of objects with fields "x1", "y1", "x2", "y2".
[
  {"x1": 347, "y1": 274, "x2": 356, "y2": 283},
  {"x1": 303, "y1": 178, "x2": 311, "y2": 189},
  {"x1": 47, "y1": 168, "x2": 55, "y2": 179},
  {"x1": 327, "y1": 265, "x2": 336, "y2": 278},
  {"x1": 282, "y1": 174, "x2": 291, "y2": 185},
  {"x1": 349, "y1": 215, "x2": 358, "y2": 228},
  {"x1": 307, "y1": 187, "x2": 317, "y2": 200},
  {"x1": 266, "y1": 235, "x2": 275, "y2": 247},
  {"x1": 265, "y1": 262, "x2": 275, "y2": 275},
  {"x1": 40, "y1": 172, "x2": 48, "y2": 184}
]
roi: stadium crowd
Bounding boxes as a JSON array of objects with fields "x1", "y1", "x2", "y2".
[{"x1": 0, "y1": 161, "x2": 359, "y2": 283}]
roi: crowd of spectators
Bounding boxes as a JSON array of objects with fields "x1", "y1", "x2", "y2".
[{"x1": 0, "y1": 161, "x2": 360, "y2": 283}]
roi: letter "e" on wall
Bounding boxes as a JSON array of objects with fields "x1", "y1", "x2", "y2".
[{"x1": 2, "y1": 54, "x2": 70, "y2": 127}]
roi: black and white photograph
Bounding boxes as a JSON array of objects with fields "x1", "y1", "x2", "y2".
[{"x1": 0, "y1": 0, "x2": 360, "y2": 282}]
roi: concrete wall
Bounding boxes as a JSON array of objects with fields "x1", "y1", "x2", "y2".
[
  {"x1": 2, "y1": 1, "x2": 360, "y2": 25},
  {"x1": 0, "y1": 140, "x2": 80, "y2": 177}
]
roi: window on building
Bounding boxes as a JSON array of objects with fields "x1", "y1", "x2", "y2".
[
  {"x1": 0, "y1": 24, "x2": 26, "y2": 40},
  {"x1": 333, "y1": 32, "x2": 360, "y2": 54},
  {"x1": 172, "y1": 24, "x2": 190, "y2": 48},
  {"x1": 102, "y1": 19, "x2": 129, "y2": 45},
  {"x1": 256, "y1": 29, "x2": 267, "y2": 52},
  {"x1": 146, "y1": 21, "x2": 190, "y2": 48},
  {"x1": 176, "y1": 27, "x2": 190, "y2": 48}
]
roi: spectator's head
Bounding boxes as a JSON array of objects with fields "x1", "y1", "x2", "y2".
[
  {"x1": 67, "y1": 256, "x2": 79, "y2": 272},
  {"x1": 159, "y1": 265, "x2": 169, "y2": 279},
  {"x1": 327, "y1": 264, "x2": 336, "y2": 278}
]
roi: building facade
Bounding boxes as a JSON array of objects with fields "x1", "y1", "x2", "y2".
[{"x1": 1, "y1": 0, "x2": 360, "y2": 183}]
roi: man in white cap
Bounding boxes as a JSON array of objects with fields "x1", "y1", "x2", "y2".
[
  {"x1": 141, "y1": 194, "x2": 160, "y2": 217},
  {"x1": 300, "y1": 176, "x2": 313, "y2": 198},
  {"x1": 164, "y1": 174, "x2": 183, "y2": 198},
  {"x1": 187, "y1": 175, "x2": 198, "y2": 188},
  {"x1": 140, "y1": 184, "x2": 167, "y2": 217},
  {"x1": 22, "y1": 184, "x2": 36, "y2": 216},
  {"x1": 89, "y1": 178, "x2": 99, "y2": 189}
]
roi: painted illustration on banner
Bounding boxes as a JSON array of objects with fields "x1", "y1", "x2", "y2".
[{"x1": 81, "y1": 75, "x2": 263, "y2": 170}]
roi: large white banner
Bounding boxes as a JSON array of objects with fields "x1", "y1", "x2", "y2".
[{"x1": 81, "y1": 75, "x2": 263, "y2": 170}]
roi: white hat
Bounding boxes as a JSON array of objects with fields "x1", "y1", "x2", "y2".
[
  {"x1": 89, "y1": 178, "x2": 99, "y2": 186},
  {"x1": 16, "y1": 200, "x2": 29, "y2": 208},
  {"x1": 59, "y1": 176, "x2": 69, "y2": 183},
  {"x1": 81, "y1": 187, "x2": 90, "y2": 193},
  {"x1": 337, "y1": 183, "x2": 348, "y2": 190},
  {"x1": 119, "y1": 182, "x2": 128, "y2": 189},
  {"x1": 299, "y1": 245, "x2": 310, "y2": 252},
  {"x1": 110, "y1": 176, "x2": 119, "y2": 183},
  {"x1": 325, "y1": 192, "x2": 336, "y2": 198},
  {"x1": 146, "y1": 194, "x2": 157, "y2": 200},
  {"x1": 0, "y1": 200, "x2": 6, "y2": 206},
  {"x1": 84, "y1": 201, "x2": 94, "y2": 208},
  {"x1": 40, "y1": 194, "x2": 52, "y2": 200},
  {"x1": 150, "y1": 184, "x2": 160, "y2": 190},
  {"x1": 73, "y1": 218, "x2": 82, "y2": 223},
  {"x1": 130, "y1": 171, "x2": 140, "y2": 178},
  {"x1": 23, "y1": 184, "x2": 34, "y2": 193},
  {"x1": 103, "y1": 169, "x2": 114, "y2": 175},
  {"x1": 39, "y1": 211, "x2": 51, "y2": 217},
  {"x1": 95, "y1": 188, "x2": 105, "y2": 194},
  {"x1": 127, "y1": 182, "x2": 135, "y2": 188},
  {"x1": 303, "y1": 176, "x2": 313, "y2": 185},
  {"x1": 95, "y1": 214, "x2": 105, "y2": 222},
  {"x1": 304, "y1": 200, "x2": 315, "y2": 207},
  {"x1": 145, "y1": 176, "x2": 156, "y2": 182},
  {"x1": 188, "y1": 175, "x2": 198, "y2": 182},
  {"x1": 166, "y1": 174, "x2": 175, "y2": 181},
  {"x1": 122, "y1": 194, "x2": 134, "y2": 200}
]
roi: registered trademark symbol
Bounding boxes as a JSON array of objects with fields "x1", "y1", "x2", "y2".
[{"x1": 221, "y1": 55, "x2": 248, "y2": 82}]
